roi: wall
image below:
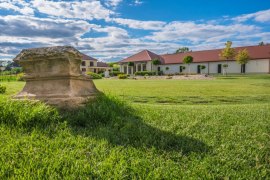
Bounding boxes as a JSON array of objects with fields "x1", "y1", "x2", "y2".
[{"x1": 159, "y1": 59, "x2": 269, "y2": 74}]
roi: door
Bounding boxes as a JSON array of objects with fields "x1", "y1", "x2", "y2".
[
  {"x1": 197, "y1": 65, "x2": 201, "y2": 74},
  {"x1": 217, "y1": 64, "x2": 222, "y2": 73}
]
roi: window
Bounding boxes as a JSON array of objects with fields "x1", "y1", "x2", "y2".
[
  {"x1": 81, "y1": 61, "x2": 86, "y2": 66},
  {"x1": 82, "y1": 68, "x2": 86, "y2": 72},
  {"x1": 90, "y1": 61, "x2": 94, "y2": 67}
]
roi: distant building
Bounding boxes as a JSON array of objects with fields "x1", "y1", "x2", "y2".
[
  {"x1": 118, "y1": 45, "x2": 270, "y2": 74},
  {"x1": 80, "y1": 53, "x2": 111, "y2": 74}
]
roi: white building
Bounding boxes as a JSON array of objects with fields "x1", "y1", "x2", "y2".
[{"x1": 118, "y1": 45, "x2": 270, "y2": 74}]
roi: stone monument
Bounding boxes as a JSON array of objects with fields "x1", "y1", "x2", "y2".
[{"x1": 13, "y1": 46, "x2": 98, "y2": 108}]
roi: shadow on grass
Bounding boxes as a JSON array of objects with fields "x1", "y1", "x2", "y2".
[
  {"x1": 61, "y1": 94, "x2": 210, "y2": 155},
  {"x1": 0, "y1": 94, "x2": 210, "y2": 155}
]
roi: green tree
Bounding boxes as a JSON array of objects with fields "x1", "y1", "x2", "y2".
[
  {"x1": 152, "y1": 58, "x2": 161, "y2": 75},
  {"x1": 175, "y1": 47, "x2": 190, "y2": 54},
  {"x1": 219, "y1": 41, "x2": 235, "y2": 76},
  {"x1": 235, "y1": 49, "x2": 250, "y2": 74},
  {"x1": 183, "y1": 55, "x2": 193, "y2": 76}
]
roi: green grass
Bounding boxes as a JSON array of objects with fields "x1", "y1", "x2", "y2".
[{"x1": 0, "y1": 75, "x2": 269, "y2": 179}]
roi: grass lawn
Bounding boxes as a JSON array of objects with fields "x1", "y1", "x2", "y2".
[{"x1": 0, "y1": 75, "x2": 269, "y2": 179}]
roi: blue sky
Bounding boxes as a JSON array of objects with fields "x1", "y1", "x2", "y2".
[{"x1": 0, "y1": 0, "x2": 269, "y2": 62}]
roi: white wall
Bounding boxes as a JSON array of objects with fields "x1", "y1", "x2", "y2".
[{"x1": 159, "y1": 59, "x2": 269, "y2": 74}]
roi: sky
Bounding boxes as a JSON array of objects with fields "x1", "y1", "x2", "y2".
[{"x1": 0, "y1": 0, "x2": 270, "y2": 62}]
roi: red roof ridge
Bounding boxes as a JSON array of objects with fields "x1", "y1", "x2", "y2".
[{"x1": 160, "y1": 44, "x2": 270, "y2": 56}]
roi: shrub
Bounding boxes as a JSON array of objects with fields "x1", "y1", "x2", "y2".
[
  {"x1": 16, "y1": 73, "x2": 25, "y2": 81},
  {"x1": 135, "y1": 71, "x2": 163, "y2": 76},
  {"x1": 110, "y1": 71, "x2": 124, "y2": 76},
  {"x1": 118, "y1": 74, "x2": 128, "y2": 79},
  {"x1": 87, "y1": 72, "x2": 102, "y2": 79},
  {"x1": 0, "y1": 84, "x2": 6, "y2": 94}
]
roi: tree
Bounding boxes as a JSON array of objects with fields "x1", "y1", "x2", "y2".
[
  {"x1": 235, "y1": 49, "x2": 250, "y2": 74},
  {"x1": 258, "y1": 41, "x2": 265, "y2": 46},
  {"x1": 152, "y1": 58, "x2": 161, "y2": 75},
  {"x1": 175, "y1": 47, "x2": 190, "y2": 54},
  {"x1": 219, "y1": 41, "x2": 235, "y2": 76},
  {"x1": 183, "y1": 55, "x2": 193, "y2": 76}
]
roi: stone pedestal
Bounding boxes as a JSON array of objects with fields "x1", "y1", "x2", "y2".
[{"x1": 13, "y1": 46, "x2": 98, "y2": 108}]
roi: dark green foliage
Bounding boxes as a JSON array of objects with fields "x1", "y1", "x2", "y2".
[
  {"x1": 87, "y1": 72, "x2": 102, "y2": 79},
  {"x1": 152, "y1": 58, "x2": 161, "y2": 65},
  {"x1": 135, "y1": 71, "x2": 163, "y2": 76},
  {"x1": 128, "y1": 62, "x2": 134, "y2": 66},
  {"x1": 183, "y1": 55, "x2": 193, "y2": 64},
  {"x1": 199, "y1": 65, "x2": 206, "y2": 69},
  {"x1": 118, "y1": 74, "x2": 128, "y2": 79},
  {"x1": 0, "y1": 84, "x2": 6, "y2": 94},
  {"x1": 175, "y1": 47, "x2": 190, "y2": 53}
]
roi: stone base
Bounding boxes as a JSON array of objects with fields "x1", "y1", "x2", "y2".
[{"x1": 14, "y1": 75, "x2": 98, "y2": 108}]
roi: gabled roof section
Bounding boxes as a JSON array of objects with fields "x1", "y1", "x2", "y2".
[
  {"x1": 80, "y1": 53, "x2": 98, "y2": 61},
  {"x1": 161, "y1": 44, "x2": 270, "y2": 64},
  {"x1": 119, "y1": 50, "x2": 163, "y2": 63}
]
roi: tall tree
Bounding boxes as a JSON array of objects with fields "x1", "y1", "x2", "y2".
[
  {"x1": 175, "y1": 47, "x2": 190, "y2": 54},
  {"x1": 183, "y1": 55, "x2": 193, "y2": 76},
  {"x1": 219, "y1": 41, "x2": 235, "y2": 76},
  {"x1": 235, "y1": 49, "x2": 250, "y2": 74}
]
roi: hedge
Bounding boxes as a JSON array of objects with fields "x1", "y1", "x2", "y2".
[{"x1": 135, "y1": 71, "x2": 163, "y2": 76}]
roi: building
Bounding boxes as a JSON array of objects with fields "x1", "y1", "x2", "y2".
[
  {"x1": 118, "y1": 45, "x2": 270, "y2": 74},
  {"x1": 80, "y1": 53, "x2": 111, "y2": 74}
]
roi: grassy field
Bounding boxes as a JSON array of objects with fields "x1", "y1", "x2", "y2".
[{"x1": 0, "y1": 75, "x2": 269, "y2": 179}]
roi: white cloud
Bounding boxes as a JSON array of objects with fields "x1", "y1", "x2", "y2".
[
  {"x1": 145, "y1": 21, "x2": 259, "y2": 43},
  {"x1": 0, "y1": 1, "x2": 34, "y2": 15},
  {"x1": 111, "y1": 18, "x2": 166, "y2": 30},
  {"x1": 105, "y1": 0, "x2": 123, "y2": 7},
  {"x1": 133, "y1": 0, "x2": 143, "y2": 6},
  {"x1": 31, "y1": 0, "x2": 113, "y2": 20},
  {"x1": 232, "y1": 9, "x2": 270, "y2": 23}
]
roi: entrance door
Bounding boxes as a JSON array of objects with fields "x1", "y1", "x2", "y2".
[
  {"x1": 217, "y1": 64, "x2": 222, "y2": 73},
  {"x1": 197, "y1": 65, "x2": 201, "y2": 74},
  {"x1": 241, "y1": 64, "x2": 246, "y2": 73}
]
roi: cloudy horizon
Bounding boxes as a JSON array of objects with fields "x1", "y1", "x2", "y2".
[{"x1": 0, "y1": 0, "x2": 269, "y2": 62}]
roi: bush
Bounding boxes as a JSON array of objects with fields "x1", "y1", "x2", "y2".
[
  {"x1": 0, "y1": 84, "x2": 6, "y2": 94},
  {"x1": 135, "y1": 71, "x2": 163, "y2": 76},
  {"x1": 86, "y1": 72, "x2": 102, "y2": 79},
  {"x1": 16, "y1": 73, "x2": 25, "y2": 81},
  {"x1": 118, "y1": 74, "x2": 128, "y2": 79},
  {"x1": 110, "y1": 71, "x2": 124, "y2": 76}
]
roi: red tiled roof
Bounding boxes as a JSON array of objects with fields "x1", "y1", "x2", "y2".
[
  {"x1": 161, "y1": 45, "x2": 270, "y2": 64},
  {"x1": 119, "y1": 50, "x2": 162, "y2": 63},
  {"x1": 118, "y1": 45, "x2": 270, "y2": 65},
  {"x1": 80, "y1": 53, "x2": 98, "y2": 61}
]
